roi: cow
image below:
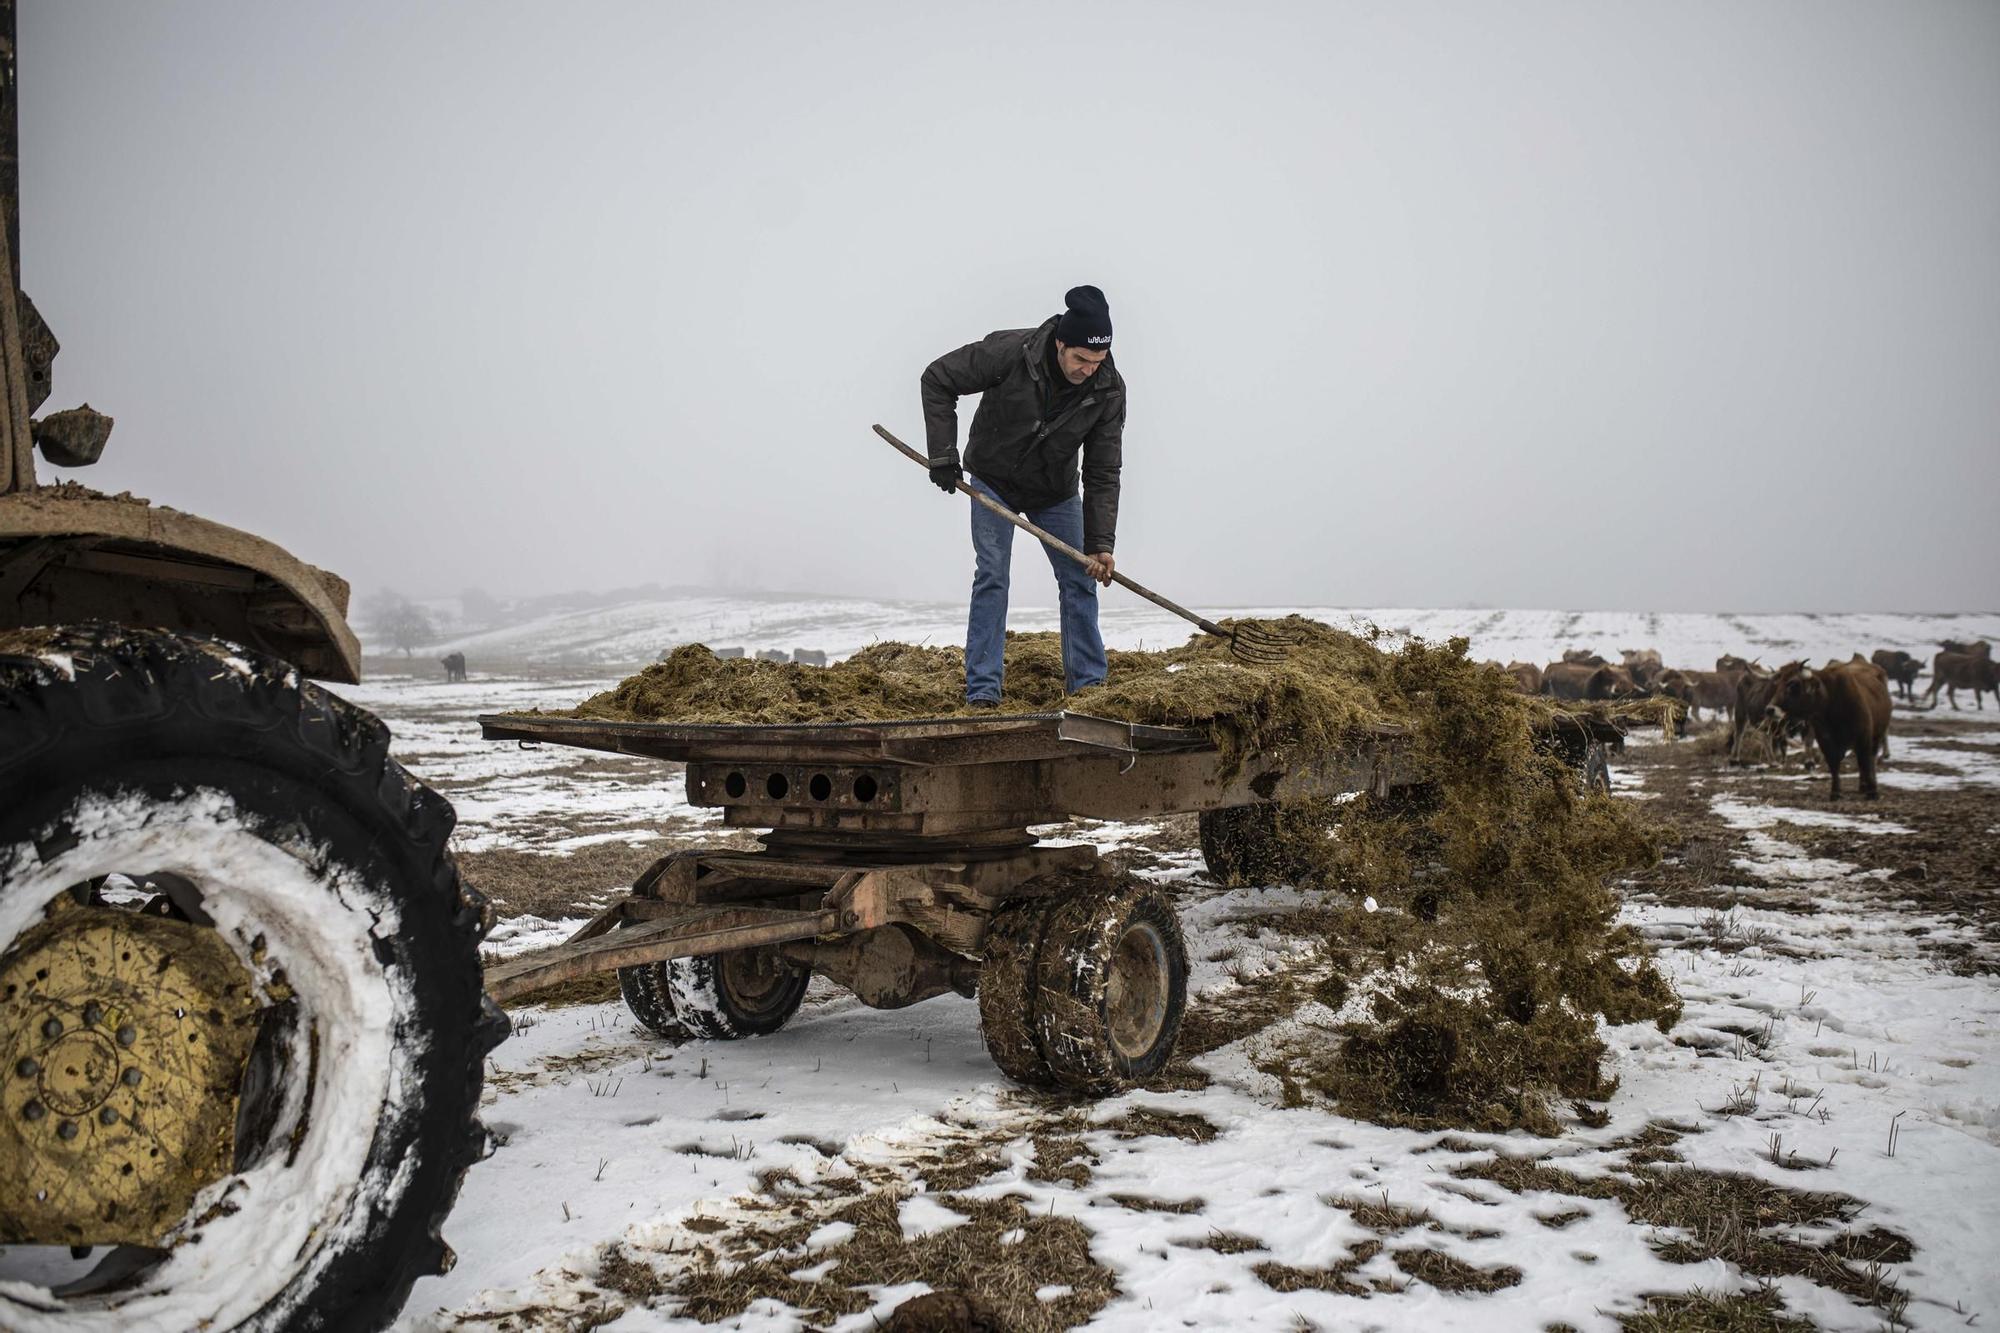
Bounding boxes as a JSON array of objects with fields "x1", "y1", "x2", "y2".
[
  {"x1": 1587, "y1": 665, "x2": 1642, "y2": 700},
  {"x1": 1772, "y1": 657, "x2": 1892, "y2": 800},
  {"x1": 1925, "y1": 649, "x2": 2000, "y2": 710},
  {"x1": 439, "y1": 651, "x2": 467, "y2": 683},
  {"x1": 1869, "y1": 649, "x2": 1923, "y2": 702},
  {"x1": 1716, "y1": 654, "x2": 1758, "y2": 675},
  {"x1": 791, "y1": 648, "x2": 829, "y2": 667},
  {"x1": 1653, "y1": 668, "x2": 1696, "y2": 706},
  {"x1": 1684, "y1": 668, "x2": 1745, "y2": 722},
  {"x1": 1940, "y1": 639, "x2": 1991, "y2": 658},
  {"x1": 1620, "y1": 649, "x2": 1664, "y2": 690},
  {"x1": 1562, "y1": 649, "x2": 1607, "y2": 667},
  {"x1": 1730, "y1": 667, "x2": 1793, "y2": 763},
  {"x1": 1541, "y1": 661, "x2": 1598, "y2": 700},
  {"x1": 1503, "y1": 661, "x2": 1543, "y2": 694}
]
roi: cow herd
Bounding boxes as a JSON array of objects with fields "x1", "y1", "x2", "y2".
[{"x1": 1487, "y1": 638, "x2": 1995, "y2": 802}]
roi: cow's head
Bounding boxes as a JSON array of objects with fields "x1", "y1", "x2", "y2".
[{"x1": 1772, "y1": 662, "x2": 1824, "y2": 719}]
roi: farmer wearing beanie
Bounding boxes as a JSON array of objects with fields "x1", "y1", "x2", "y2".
[{"x1": 920, "y1": 286, "x2": 1125, "y2": 707}]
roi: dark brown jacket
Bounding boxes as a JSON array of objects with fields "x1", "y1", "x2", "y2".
[{"x1": 921, "y1": 316, "x2": 1125, "y2": 553}]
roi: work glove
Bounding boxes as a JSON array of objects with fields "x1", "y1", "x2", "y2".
[{"x1": 929, "y1": 463, "x2": 962, "y2": 494}]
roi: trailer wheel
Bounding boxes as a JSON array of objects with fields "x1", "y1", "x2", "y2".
[
  {"x1": 1033, "y1": 878, "x2": 1187, "y2": 1092},
  {"x1": 1198, "y1": 804, "x2": 1302, "y2": 886},
  {"x1": 658, "y1": 947, "x2": 809, "y2": 1040},
  {"x1": 976, "y1": 899, "x2": 1058, "y2": 1088},
  {"x1": 0, "y1": 625, "x2": 502, "y2": 1333},
  {"x1": 616, "y1": 956, "x2": 684, "y2": 1038}
]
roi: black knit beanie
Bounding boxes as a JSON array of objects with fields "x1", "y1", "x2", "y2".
[{"x1": 1054, "y1": 285, "x2": 1112, "y2": 350}]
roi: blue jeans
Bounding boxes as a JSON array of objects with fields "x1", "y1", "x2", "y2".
[{"x1": 965, "y1": 475, "x2": 1108, "y2": 702}]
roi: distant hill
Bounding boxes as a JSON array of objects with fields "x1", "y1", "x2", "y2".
[{"x1": 359, "y1": 587, "x2": 2000, "y2": 673}]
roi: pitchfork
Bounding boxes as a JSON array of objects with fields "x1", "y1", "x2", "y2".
[{"x1": 874, "y1": 424, "x2": 1301, "y2": 665}]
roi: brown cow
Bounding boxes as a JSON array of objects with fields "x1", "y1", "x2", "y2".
[
  {"x1": 1730, "y1": 667, "x2": 1796, "y2": 763},
  {"x1": 1925, "y1": 650, "x2": 1999, "y2": 710},
  {"x1": 1869, "y1": 650, "x2": 1923, "y2": 702},
  {"x1": 1716, "y1": 654, "x2": 1759, "y2": 675},
  {"x1": 1773, "y1": 658, "x2": 1892, "y2": 800},
  {"x1": 1503, "y1": 661, "x2": 1543, "y2": 694},
  {"x1": 1620, "y1": 649, "x2": 1664, "y2": 690},
  {"x1": 1654, "y1": 668, "x2": 1696, "y2": 707},
  {"x1": 1684, "y1": 668, "x2": 1748, "y2": 721},
  {"x1": 1587, "y1": 665, "x2": 1642, "y2": 700},
  {"x1": 1541, "y1": 661, "x2": 1597, "y2": 700},
  {"x1": 1940, "y1": 639, "x2": 1991, "y2": 659}
]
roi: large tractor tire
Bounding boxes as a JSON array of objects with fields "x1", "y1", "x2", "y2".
[
  {"x1": 0, "y1": 626, "x2": 504, "y2": 1333},
  {"x1": 620, "y1": 947, "x2": 809, "y2": 1041},
  {"x1": 977, "y1": 875, "x2": 1187, "y2": 1094}
]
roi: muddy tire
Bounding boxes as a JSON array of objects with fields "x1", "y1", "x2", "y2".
[
  {"x1": 653, "y1": 947, "x2": 809, "y2": 1040},
  {"x1": 1198, "y1": 804, "x2": 1304, "y2": 886},
  {"x1": 975, "y1": 899, "x2": 1059, "y2": 1088},
  {"x1": 984, "y1": 872, "x2": 1184, "y2": 1088},
  {"x1": 0, "y1": 625, "x2": 503, "y2": 1333},
  {"x1": 616, "y1": 958, "x2": 684, "y2": 1038},
  {"x1": 1033, "y1": 878, "x2": 1188, "y2": 1093}
]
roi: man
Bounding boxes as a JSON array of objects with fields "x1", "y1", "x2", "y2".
[{"x1": 921, "y1": 285, "x2": 1125, "y2": 708}]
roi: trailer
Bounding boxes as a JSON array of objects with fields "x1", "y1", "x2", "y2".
[
  {"x1": 474, "y1": 708, "x2": 1619, "y2": 1093},
  {"x1": 472, "y1": 711, "x2": 1405, "y2": 1090}
]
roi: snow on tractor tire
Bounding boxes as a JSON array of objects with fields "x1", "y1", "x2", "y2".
[{"x1": 0, "y1": 627, "x2": 503, "y2": 1332}]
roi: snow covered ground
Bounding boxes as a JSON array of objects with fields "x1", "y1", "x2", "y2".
[
  {"x1": 416, "y1": 596, "x2": 2000, "y2": 677},
  {"x1": 319, "y1": 618, "x2": 2000, "y2": 1332}
]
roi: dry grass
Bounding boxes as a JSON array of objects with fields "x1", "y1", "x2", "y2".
[
  {"x1": 1096, "y1": 1107, "x2": 1220, "y2": 1143},
  {"x1": 1107, "y1": 1192, "x2": 1205, "y2": 1214},
  {"x1": 1253, "y1": 1238, "x2": 1400, "y2": 1296},
  {"x1": 1173, "y1": 1230, "x2": 1267, "y2": 1255},
  {"x1": 1455, "y1": 1153, "x2": 1913, "y2": 1318},
  {"x1": 630, "y1": 1188, "x2": 1115, "y2": 1331},
  {"x1": 1392, "y1": 1246, "x2": 1523, "y2": 1292},
  {"x1": 1617, "y1": 1285, "x2": 1814, "y2": 1331},
  {"x1": 1322, "y1": 1191, "x2": 1435, "y2": 1234},
  {"x1": 457, "y1": 841, "x2": 666, "y2": 920}
]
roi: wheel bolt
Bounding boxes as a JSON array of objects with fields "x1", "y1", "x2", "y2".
[
  {"x1": 15, "y1": 1057, "x2": 37, "y2": 1078},
  {"x1": 41, "y1": 1017, "x2": 62, "y2": 1039},
  {"x1": 82, "y1": 1002, "x2": 103, "y2": 1026},
  {"x1": 98, "y1": 1107, "x2": 118, "y2": 1126},
  {"x1": 121, "y1": 1067, "x2": 142, "y2": 1087},
  {"x1": 22, "y1": 1100, "x2": 46, "y2": 1122},
  {"x1": 116, "y1": 1025, "x2": 137, "y2": 1048},
  {"x1": 56, "y1": 1119, "x2": 78, "y2": 1140}
]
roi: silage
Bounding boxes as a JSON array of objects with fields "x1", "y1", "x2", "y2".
[{"x1": 546, "y1": 618, "x2": 1679, "y2": 1133}]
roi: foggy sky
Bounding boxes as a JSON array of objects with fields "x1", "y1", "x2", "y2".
[{"x1": 19, "y1": 2, "x2": 1999, "y2": 614}]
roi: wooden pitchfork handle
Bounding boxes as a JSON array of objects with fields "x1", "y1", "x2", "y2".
[{"x1": 872, "y1": 423, "x2": 1235, "y2": 642}]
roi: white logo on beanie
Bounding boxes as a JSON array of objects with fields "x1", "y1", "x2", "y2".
[{"x1": 1086, "y1": 335, "x2": 1111, "y2": 346}]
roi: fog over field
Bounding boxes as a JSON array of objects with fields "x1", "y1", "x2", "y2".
[{"x1": 19, "y1": 2, "x2": 2000, "y2": 615}]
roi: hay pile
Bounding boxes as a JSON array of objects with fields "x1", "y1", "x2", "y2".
[
  {"x1": 563, "y1": 616, "x2": 1402, "y2": 771},
  {"x1": 549, "y1": 618, "x2": 1679, "y2": 1132},
  {"x1": 1262, "y1": 638, "x2": 1680, "y2": 1133}
]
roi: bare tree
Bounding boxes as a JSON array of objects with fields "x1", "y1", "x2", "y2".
[{"x1": 365, "y1": 589, "x2": 436, "y2": 658}]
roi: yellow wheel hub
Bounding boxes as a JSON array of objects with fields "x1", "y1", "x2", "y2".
[{"x1": 0, "y1": 895, "x2": 263, "y2": 1247}]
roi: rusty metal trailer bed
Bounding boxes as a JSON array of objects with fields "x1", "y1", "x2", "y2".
[{"x1": 473, "y1": 708, "x2": 1610, "y2": 1092}]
